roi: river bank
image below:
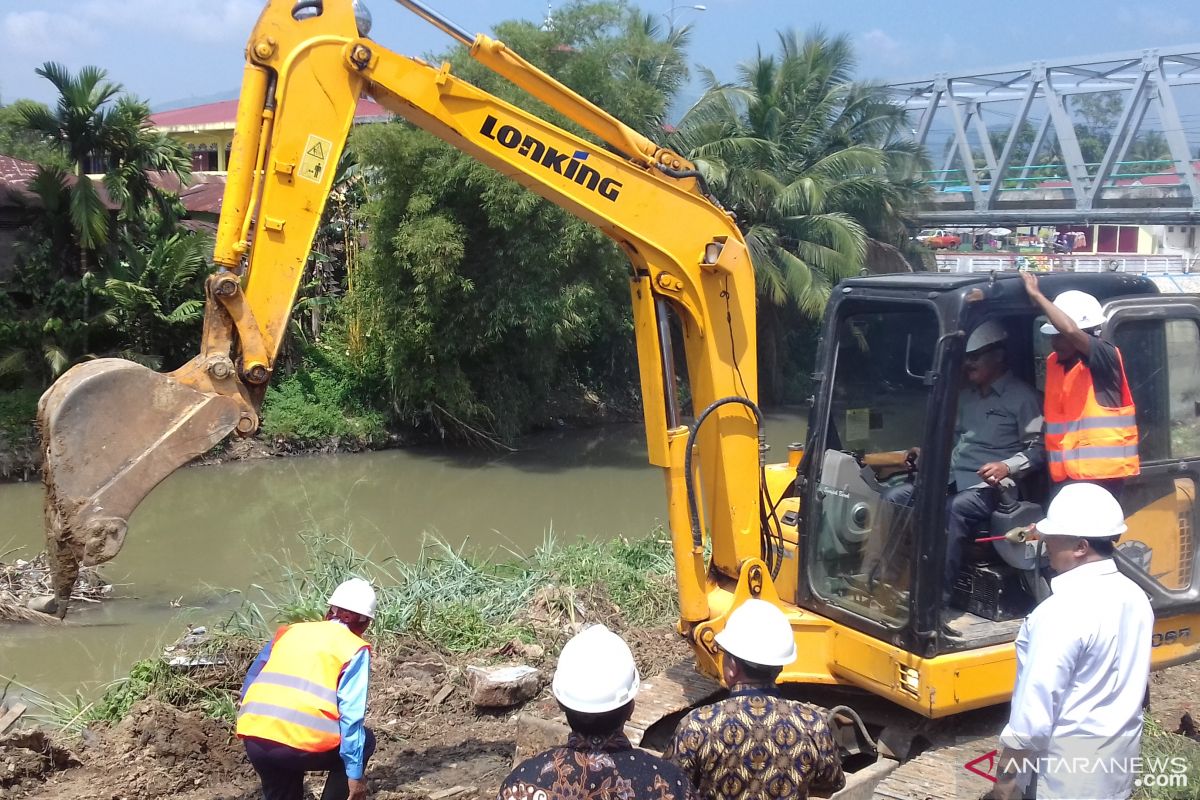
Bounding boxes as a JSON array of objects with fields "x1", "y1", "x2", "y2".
[
  {"x1": 0, "y1": 530, "x2": 685, "y2": 799},
  {"x1": 0, "y1": 381, "x2": 645, "y2": 485},
  {"x1": 2, "y1": 532, "x2": 1199, "y2": 800}
]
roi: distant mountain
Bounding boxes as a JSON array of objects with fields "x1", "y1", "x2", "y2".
[{"x1": 152, "y1": 90, "x2": 239, "y2": 112}]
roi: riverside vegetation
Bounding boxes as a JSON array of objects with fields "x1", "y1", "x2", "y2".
[
  {"x1": 0, "y1": 529, "x2": 693, "y2": 798},
  {"x1": 0, "y1": 0, "x2": 930, "y2": 468}
]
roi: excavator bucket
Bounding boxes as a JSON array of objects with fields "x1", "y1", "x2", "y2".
[{"x1": 35, "y1": 358, "x2": 243, "y2": 617}]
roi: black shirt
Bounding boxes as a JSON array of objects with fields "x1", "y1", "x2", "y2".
[{"x1": 1057, "y1": 337, "x2": 1124, "y2": 409}]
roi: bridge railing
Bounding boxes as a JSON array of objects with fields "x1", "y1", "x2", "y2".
[
  {"x1": 918, "y1": 160, "x2": 1181, "y2": 193},
  {"x1": 934, "y1": 253, "x2": 1193, "y2": 275}
]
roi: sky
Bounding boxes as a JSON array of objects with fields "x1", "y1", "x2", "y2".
[{"x1": 1, "y1": 0, "x2": 1198, "y2": 115}]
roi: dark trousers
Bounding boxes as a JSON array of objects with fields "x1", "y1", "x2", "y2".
[
  {"x1": 243, "y1": 730, "x2": 375, "y2": 800},
  {"x1": 1051, "y1": 477, "x2": 1125, "y2": 501},
  {"x1": 883, "y1": 483, "x2": 997, "y2": 598}
]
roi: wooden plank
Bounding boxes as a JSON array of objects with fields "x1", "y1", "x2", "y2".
[{"x1": 0, "y1": 702, "x2": 28, "y2": 733}]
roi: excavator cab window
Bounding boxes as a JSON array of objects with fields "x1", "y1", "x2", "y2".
[
  {"x1": 1103, "y1": 302, "x2": 1200, "y2": 599},
  {"x1": 806, "y1": 302, "x2": 940, "y2": 627}
]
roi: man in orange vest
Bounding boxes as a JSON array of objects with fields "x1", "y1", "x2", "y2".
[
  {"x1": 1021, "y1": 272, "x2": 1139, "y2": 498},
  {"x1": 237, "y1": 578, "x2": 376, "y2": 800}
]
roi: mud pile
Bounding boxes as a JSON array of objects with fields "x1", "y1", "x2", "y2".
[{"x1": 2, "y1": 700, "x2": 254, "y2": 800}]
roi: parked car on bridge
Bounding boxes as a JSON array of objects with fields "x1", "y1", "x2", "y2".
[{"x1": 914, "y1": 228, "x2": 962, "y2": 249}]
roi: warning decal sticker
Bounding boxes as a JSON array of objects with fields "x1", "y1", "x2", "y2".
[{"x1": 298, "y1": 134, "x2": 333, "y2": 183}]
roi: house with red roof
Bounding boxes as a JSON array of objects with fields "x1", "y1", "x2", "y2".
[{"x1": 150, "y1": 97, "x2": 391, "y2": 173}]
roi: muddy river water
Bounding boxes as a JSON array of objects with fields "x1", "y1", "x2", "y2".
[{"x1": 0, "y1": 414, "x2": 805, "y2": 701}]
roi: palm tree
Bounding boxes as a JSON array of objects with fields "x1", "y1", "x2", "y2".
[
  {"x1": 17, "y1": 63, "x2": 192, "y2": 274},
  {"x1": 102, "y1": 95, "x2": 192, "y2": 238},
  {"x1": 6, "y1": 63, "x2": 196, "y2": 383},
  {"x1": 668, "y1": 30, "x2": 926, "y2": 399},
  {"x1": 104, "y1": 232, "x2": 209, "y2": 369},
  {"x1": 17, "y1": 64, "x2": 122, "y2": 274}
]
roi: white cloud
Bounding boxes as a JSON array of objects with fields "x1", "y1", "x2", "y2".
[
  {"x1": 0, "y1": 9, "x2": 96, "y2": 59},
  {"x1": 859, "y1": 28, "x2": 908, "y2": 67},
  {"x1": 78, "y1": 0, "x2": 260, "y2": 44}
]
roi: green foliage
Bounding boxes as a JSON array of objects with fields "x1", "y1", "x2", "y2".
[
  {"x1": 6, "y1": 658, "x2": 234, "y2": 733},
  {"x1": 89, "y1": 658, "x2": 179, "y2": 723},
  {"x1": 452, "y1": 1, "x2": 690, "y2": 137},
  {"x1": 0, "y1": 389, "x2": 38, "y2": 442},
  {"x1": 226, "y1": 526, "x2": 676, "y2": 655},
  {"x1": 261, "y1": 337, "x2": 386, "y2": 442},
  {"x1": 670, "y1": 30, "x2": 926, "y2": 400},
  {"x1": 1134, "y1": 717, "x2": 1200, "y2": 800},
  {"x1": 0, "y1": 63, "x2": 199, "y2": 390},
  {"x1": 0, "y1": 100, "x2": 69, "y2": 168},
  {"x1": 0, "y1": 252, "x2": 114, "y2": 388},
  {"x1": 350, "y1": 0, "x2": 678, "y2": 444},
  {"x1": 104, "y1": 232, "x2": 210, "y2": 369}
]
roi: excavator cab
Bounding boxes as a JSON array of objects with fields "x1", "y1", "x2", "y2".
[{"x1": 798, "y1": 271, "x2": 1200, "y2": 666}]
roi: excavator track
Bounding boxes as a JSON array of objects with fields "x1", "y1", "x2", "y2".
[{"x1": 871, "y1": 736, "x2": 1000, "y2": 800}]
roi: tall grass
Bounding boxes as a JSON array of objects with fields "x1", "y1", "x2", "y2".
[
  {"x1": 1135, "y1": 717, "x2": 1200, "y2": 800},
  {"x1": 5, "y1": 660, "x2": 238, "y2": 733},
  {"x1": 17, "y1": 528, "x2": 677, "y2": 733},
  {"x1": 223, "y1": 527, "x2": 677, "y2": 654}
]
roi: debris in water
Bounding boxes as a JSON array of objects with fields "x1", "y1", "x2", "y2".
[{"x1": 0, "y1": 552, "x2": 111, "y2": 624}]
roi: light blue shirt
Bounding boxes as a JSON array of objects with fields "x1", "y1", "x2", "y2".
[
  {"x1": 240, "y1": 620, "x2": 371, "y2": 779},
  {"x1": 950, "y1": 371, "x2": 1044, "y2": 490}
]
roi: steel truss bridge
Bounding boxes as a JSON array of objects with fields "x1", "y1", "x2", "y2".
[{"x1": 888, "y1": 47, "x2": 1200, "y2": 224}]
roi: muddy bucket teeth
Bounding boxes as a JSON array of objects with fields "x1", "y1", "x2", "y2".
[{"x1": 36, "y1": 358, "x2": 243, "y2": 616}]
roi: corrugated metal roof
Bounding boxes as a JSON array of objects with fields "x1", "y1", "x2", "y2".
[
  {"x1": 0, "y1": 154, "x2": 121, "y2": 210},
  {"x1": 0, "y1": 155, "x2": 44, "y2": 207},
  {"x1": 151, "y1": 97, "x2": 390, "y2": 129},
  {"x1": 1, "y1": 154, "x2": 224, "y2": 215}
]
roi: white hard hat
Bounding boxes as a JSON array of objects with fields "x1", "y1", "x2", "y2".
[
  {"x1": 714, "y1": 598, "x2": 797, "y2": 667},
  {"x1": 327, "y1": 577, "x2": 377, "y2": 619},
  {"x1": 552, "y1": 625, "x2": 640, "y2": 713},
  {"x1": 1040, "y1": 291, "x2": 1105, "y2": 334},
  {"x1": 966, "y1": 320, "x2": 1008, "y2": 353},
  {"x1": 1036, "y1": 482, "x2": 1127, "y2": 540}
]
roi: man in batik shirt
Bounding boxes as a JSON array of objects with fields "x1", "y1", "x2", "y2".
[
  {"x1": 499, "y1": 625, "x2": 696, "y2": 800},
  {"x1": 665, "y1": 600, "x2": 844, "y2": 799}
]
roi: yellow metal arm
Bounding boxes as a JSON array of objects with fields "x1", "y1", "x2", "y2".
[{"x1": 36, "y1": 0, "x2": 763, "y2": 621}]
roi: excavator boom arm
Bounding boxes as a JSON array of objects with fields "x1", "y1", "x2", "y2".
[{"x1": 37, "y1": 0, "x2": 764, "y2": 620}]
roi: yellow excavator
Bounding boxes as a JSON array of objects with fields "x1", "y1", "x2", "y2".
[{"x1": 35, "y1": 0, "x2": 1200, "y2": 788}]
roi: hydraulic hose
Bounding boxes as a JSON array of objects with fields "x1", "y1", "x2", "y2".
[
  {"x1": 655, "y1": 164, "x2": 725, "y2": 211},
  {"x1": 685, "y1": 396, "x2": 765, "y2": 550}
]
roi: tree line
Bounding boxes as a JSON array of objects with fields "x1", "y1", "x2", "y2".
[{"x1": 0, "y1": 1, "x2": 928, "y2": 449}]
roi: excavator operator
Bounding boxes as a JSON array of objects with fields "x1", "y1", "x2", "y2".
[{"x1": 878, "y1": 321, "x2": 1044, "y2": 610}]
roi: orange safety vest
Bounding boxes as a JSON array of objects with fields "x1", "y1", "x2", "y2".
[
  {"x1": 1044, "y1": 349, "x2": 1140, "y2": 481},
  {"x1": 236, "y1": 620, "x2": 369, "y2": 752}
]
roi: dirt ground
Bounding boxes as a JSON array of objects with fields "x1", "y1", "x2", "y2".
[
  {"x1": 1, "y1": 632, "x2": 1196, "y2": 800},
  {"x1": 0, "y1": 624, "x2": 686, "y2": 800}
]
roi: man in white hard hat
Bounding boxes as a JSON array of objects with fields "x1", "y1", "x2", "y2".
[
  {"x1": 664, "y1": 600, "x2": 844, "y2": 799},
  {"x1": 992, "y1": 483, "x2": 1152, "y2": 800},
  {"x1": 237, "y1": 577, "x2": 377, "y2": 800},
  {"x1": 879, "y1": 319, "x2": 1043, "y2": 606},
  {"x1": 1021, "y1": 272, "x2": 1139, "y2": 498},
  {"x1": 499, "y1": 624, "x2": 696, "y2": 800}
]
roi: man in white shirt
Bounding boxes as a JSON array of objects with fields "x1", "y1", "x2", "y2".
[{"x1": 993, "y1": 483, "x2": 1153, "y2": 800}]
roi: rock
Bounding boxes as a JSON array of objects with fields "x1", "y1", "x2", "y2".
[
  {"x1": 517, "y1": 643, "x2": 545, "y2": 661},
  {"x1": 466, "y1": 665, "x2": 540, "y2": 708},
  {"x1": 24, "y1": 595, "x2": 59, "y2": 616}
]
